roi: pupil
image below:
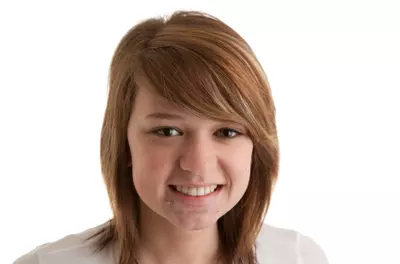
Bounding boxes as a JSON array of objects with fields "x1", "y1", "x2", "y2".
[
  {"x1": 164, "y1": 128, "x2": 172, "y2": 136},
  {"x1": 223, "y1": 129, "x2": 232, "y2": 137}
]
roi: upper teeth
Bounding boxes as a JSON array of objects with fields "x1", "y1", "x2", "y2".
[{"x1": 175, "y1": 185, "x2": 218, "y2": 196}]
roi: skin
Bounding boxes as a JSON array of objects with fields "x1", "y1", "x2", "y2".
[{"x1": 127, "y1": 87, "x2": 253, "y2": 264}]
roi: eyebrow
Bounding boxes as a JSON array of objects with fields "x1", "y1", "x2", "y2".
[{"x1": 145, "y1": 112, "x2": 184, "y2": 120}]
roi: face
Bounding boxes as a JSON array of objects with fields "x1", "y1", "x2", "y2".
[{"x1": 127, "y1": 87, "x2": 253, "y2": 231}]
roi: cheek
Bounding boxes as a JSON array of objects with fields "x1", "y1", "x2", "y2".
[
  {"x1": 225, "y1": 142, "x2": 253, "y2": 186},
  {"x1": 130, "y1": 140, "x2": 176, "y2": 187}
]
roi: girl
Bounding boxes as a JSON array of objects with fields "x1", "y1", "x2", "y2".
[{"x1": 14, "y1": 10, "x2": 329, "y2": 264}]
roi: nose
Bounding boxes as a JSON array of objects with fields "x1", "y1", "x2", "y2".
[{"x1": 179, "y1": 134, "x2": 217, "y2": 177}]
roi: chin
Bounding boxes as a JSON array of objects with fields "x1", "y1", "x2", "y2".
[
  {"x1": 169, "y1": 216, "x2": 219, "y2": 232},
  {"x1": 178, "y1": 223, "x2": 216, "y2": 232}
]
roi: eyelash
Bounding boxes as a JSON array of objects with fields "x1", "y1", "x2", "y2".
[{"x1": 151, "y1": 127, "x2": 243, "y2": 138}]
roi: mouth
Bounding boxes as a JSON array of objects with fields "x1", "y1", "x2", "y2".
[{"x1": 169, "y1": 184, "x2": 223, "y2": 197}]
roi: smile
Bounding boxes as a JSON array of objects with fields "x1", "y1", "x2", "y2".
[{"x1": 170, "y1": 185, "x2": 221, "y2": 197}]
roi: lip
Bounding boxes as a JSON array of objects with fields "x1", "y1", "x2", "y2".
[
  {"x1": 168, "y1": 184, "x2": 223, "y2": 188},
  {"x1": 167, "y1": 185, "x2": 222, "y2": 206}
]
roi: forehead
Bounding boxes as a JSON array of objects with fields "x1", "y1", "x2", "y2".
[
  {"x1": 132, "y1": 87, "x2": 184, "y2": 115},
  {"x1": 130, "y1": 87, "x2": 227, "y2": 125},
  {"x1": 130, "y1": 85, "x2": 248, "y2": 128}
]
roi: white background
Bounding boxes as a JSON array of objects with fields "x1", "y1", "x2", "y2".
[{"x1": 1, "y1": 1, "x2": 399, "y2": 263}]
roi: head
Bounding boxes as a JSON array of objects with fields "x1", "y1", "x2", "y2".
[
  {"x1": 97, "y1": 11, "x2": 279, "y2": 264},
  {"x1": 128, "y1": 85, "x2": 254, "y2": 232}
]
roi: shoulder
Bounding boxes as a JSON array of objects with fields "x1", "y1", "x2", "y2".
[
  {"x1": 12, "y1": 222, "x2": 114, "y2": 264},
  {"x1": 256, "y1": 223, "x2": 329, "y2": 264}
]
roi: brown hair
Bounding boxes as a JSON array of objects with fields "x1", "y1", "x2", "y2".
[{"x1": 90, "y1": 10, "x2": 279, "y2": 264}]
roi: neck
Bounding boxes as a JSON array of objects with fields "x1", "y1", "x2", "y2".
[{"x1": 137, "y1": 202, "x2": 221, "y2": 264}]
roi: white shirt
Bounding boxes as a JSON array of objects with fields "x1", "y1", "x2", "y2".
[{"x1": 13, "y1": 223, "x2": 329, "y2": 264}]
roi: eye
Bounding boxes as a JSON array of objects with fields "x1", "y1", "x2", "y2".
[
  {"x1": 152, "y1": 127, "x2": 181, "y2": 137},
  {"x1": 215, "y1": 128, "x2": 241, "y2": 138}
]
